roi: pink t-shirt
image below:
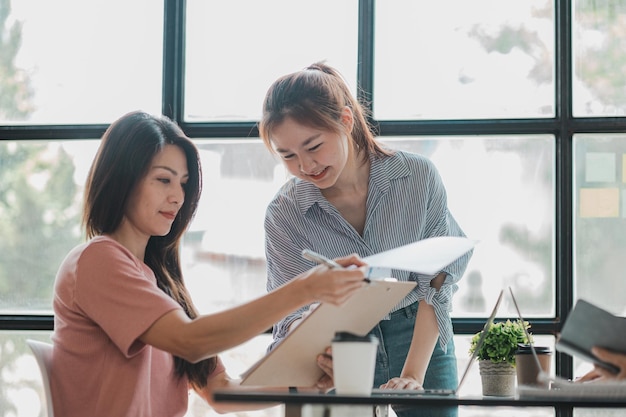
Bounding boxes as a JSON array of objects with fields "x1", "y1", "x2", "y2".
[{"x1": 51, "y1": 236, "x2": 224, "y2": 417}]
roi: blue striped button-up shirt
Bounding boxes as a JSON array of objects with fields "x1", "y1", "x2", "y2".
[{"x1": 264, "y1": 150, "x2": 472, "y2": 352}]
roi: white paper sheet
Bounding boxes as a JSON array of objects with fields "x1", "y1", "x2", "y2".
[{"x1": 363, "y1": 236, "x2": 477, "y2": 276}]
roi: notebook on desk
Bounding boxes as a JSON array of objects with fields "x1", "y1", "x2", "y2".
[
  {"x1": 509, "y1": 288, "x2": 626, "y2": 400},
  {"x1": 372, "y1": 289, "x2": 505, "y2": 397}
]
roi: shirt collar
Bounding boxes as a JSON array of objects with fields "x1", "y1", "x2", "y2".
[{"x1": 294, "y1": 150, "x2": 411, "y2": 215}]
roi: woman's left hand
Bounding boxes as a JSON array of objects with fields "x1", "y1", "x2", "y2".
[
  {"x1": 379, "y1": 376, "x2": 423, "y2": 390},
  {"x1": 590, "y1": 347, "x2": 626, "y2": 380},
  {"x1": 315, "y1": 347, "x2": 334, "y2": 391}
]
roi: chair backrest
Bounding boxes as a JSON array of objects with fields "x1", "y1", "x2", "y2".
[{"x1": 27, "y1": 339, "x2": 55, "y2": 417}]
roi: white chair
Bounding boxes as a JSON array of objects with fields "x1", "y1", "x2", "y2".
[{"x1": 27, "y1": 339, "x2": 55, "y2": 417}]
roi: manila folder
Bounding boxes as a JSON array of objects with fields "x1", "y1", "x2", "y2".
[{"x1": 240, "y1": 280, "x2": 417, "y2": 387}]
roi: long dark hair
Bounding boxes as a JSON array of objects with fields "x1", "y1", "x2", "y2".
[
  {"x1": 83, "y1": 110, "x2": 215, "y2": 388},
  {"x1": 259, "y1": 62, "x2": 392, "y2": 162}
]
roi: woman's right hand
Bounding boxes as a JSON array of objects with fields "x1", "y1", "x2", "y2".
[{"x1": 297, "y1": 254, "x2": 368, "y2": 306}]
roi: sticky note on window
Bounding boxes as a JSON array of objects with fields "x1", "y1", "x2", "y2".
[
  {"x1": 579, "y1": 188, "x2": 619, "y2": 218},
  {"x1": 585, "y1": 152, "x2": 615, "y2": 183}
]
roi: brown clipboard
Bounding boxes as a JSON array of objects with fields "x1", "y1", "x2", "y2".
[{"x1": 240, "y1": 280, "x2": 417, "y2": 387}]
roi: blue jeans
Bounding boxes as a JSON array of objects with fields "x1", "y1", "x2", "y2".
[{"x1": 369, "y1": 301, "x2": 458, "y2": 417}]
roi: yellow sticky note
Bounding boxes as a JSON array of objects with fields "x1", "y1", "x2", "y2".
[{"x1": 579, "y1": 188, "x2": 619, "y2": 218}]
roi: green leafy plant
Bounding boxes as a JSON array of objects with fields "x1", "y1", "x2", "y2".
[{"x1": 469, "y1": 320, "x2": 531, "y2": 366}]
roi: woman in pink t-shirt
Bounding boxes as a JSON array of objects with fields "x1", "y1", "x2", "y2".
[{"x1": 51, "y1": 111, "x2": 369, "y2": 417}]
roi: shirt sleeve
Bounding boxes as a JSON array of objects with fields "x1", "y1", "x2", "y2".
[
  {"x1": 413, "y1": 158, "x2": 473, "y2": 351},
  {"x1": 74, "y1": 239, "x2": 181, "y2": 357}
]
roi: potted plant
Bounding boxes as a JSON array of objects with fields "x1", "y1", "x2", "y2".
[{"x1": 469, "y1": 319, "x2": 531, "y2": 396}]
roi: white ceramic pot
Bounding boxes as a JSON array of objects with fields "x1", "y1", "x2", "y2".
[{"x1": 478, "y1": 360, "x2": 516, "y2": 396}]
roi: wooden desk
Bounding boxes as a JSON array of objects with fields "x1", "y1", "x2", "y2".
[{"x1": 213, "y1": 389, "x2": 626, "y2": 417}]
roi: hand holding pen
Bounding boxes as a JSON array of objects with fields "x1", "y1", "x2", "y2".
[
  {"x1": 302, "y1": 249, "x2": 372, "y2": 283},
  {"x1": 284, "y1": 251, "x2": 369, "y2": 331},
  {"x1": 293, "y1": 251, "x2": 369, "y2": 307}
]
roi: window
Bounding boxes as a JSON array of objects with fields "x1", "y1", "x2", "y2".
[
  {"x1": 573, "y1": 1, "x2": 626, "y2": 116},
  {"x1": 374, "y1": 0, "x2": 555, "y2": 119},
  {"x1": 184, "y1": 0, "x2": 359, "y2": 122},
  {"x1": 3, "y1": 0, "x2": 163, "y2": 125},
  {"x1": 2, "y1": 1, "x2": 626, "y2": 417},
  {"x1": 573, "y1": 133, "x2": 626, "y2": 309}
]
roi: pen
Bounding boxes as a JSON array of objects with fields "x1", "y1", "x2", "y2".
[
  {"x1": 301, "y1": 249, "x2": 343, "y2": 269},
  {"x1": 301, "y1": 249, "x2": 372, "y2": 283}
]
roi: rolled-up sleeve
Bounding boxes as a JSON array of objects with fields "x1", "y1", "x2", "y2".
[
  {"x1": 415, "y1": 272, "x2": 457, "y2": 352},
  {"x1": 414, "y1": 247, "x2": 472, "y2": 352}
]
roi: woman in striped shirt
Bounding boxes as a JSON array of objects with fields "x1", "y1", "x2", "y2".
[{"x1": 259, "y1": 62, "x2": 472, "y2": 417}]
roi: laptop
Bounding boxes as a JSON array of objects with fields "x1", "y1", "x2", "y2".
[
  {"x1": 372, "y1": 289, "x2": 505, "y2": 397},
  {"x1": 510, "y1": 287, "x2": 626, "y2": 399}
]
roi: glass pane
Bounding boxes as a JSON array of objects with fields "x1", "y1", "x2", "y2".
[
  {"x1": 575, "y1": 410, "x2": 624, "y2": 417},
  {"x1": 184, "y1": 139, "x2": 282, "y2": 313},
  {"x1": 458, "y1": 335, "x2": 555, "y2": 416},
  {"x1": 382, "y1": 136, "x2": 555, "y2": 318},
  {"x1": 2, "y1": 0, "x2": 163, "y2": 125},
  {"x1": 573, "y1": 133, "x2": 626, "y2": 310},
  {"x1": 184, "y1": 0, "x2": 359, "y2": 122},
  {"x1": 456, "y1": 335, "x2": 555, "y2": 398},
  {"x1": 573, "y1": 1, "x2": 626, "y2": 117},
  {"x1": 0, "y1": 331, "x2": 281, "y2": 417},
  {"x1": 374, "y1": 0, "x2": 554, "y2": 120},
  {"x1": 0, "y1": 140, "x2": 99, "y2": 313},
  {"x1": 0, "y1": 331, "x2": 53, "y2": 417},
  {"x1": 186, "y1": 334, "x2": 282, "y2": 417}
]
